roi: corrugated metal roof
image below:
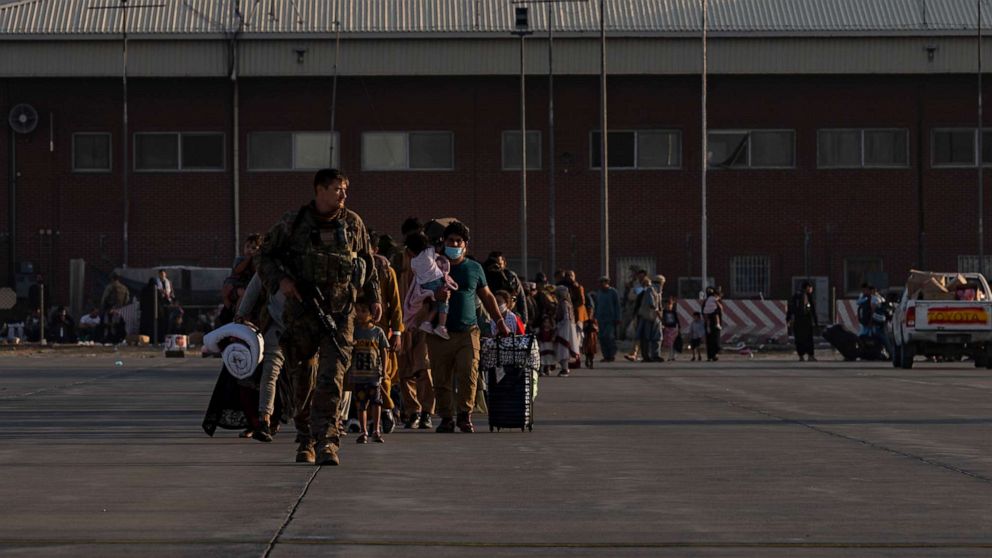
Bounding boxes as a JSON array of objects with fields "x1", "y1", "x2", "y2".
[{"x1": 1, "y1": 0, "x2": 991, "y2": 36}]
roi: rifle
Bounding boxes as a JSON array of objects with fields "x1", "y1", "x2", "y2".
[{"x1": 295, "y1": 279, "x2": 349, "y2": 366}]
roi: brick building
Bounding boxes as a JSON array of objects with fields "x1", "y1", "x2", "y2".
[{"x1": 2, "y1": 0, "x2": 992, "y2": 306}]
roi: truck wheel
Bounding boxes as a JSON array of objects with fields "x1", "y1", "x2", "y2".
[
  {"x1": 892, "y1": 344, "x2": 902, "y2": 368},
  {"x1": 899, "y1": 344, "x2": 915, "y2": 369}
]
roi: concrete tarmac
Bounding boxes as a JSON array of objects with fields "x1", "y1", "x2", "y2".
[{"x1": 0, "y1": 352, "x2": 989, "y2": 557}]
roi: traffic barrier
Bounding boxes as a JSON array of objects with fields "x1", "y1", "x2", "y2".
[
  {"x1": 834, "y1": 300, "x2": 860, "y2": 332},
  {"x1": 676, "y1": 299, "x2": 787, "y2": 343}
]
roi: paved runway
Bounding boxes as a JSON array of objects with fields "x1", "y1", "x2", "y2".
[{"x1": 0, "y1": 351, "x2": 990, "y2": 557}]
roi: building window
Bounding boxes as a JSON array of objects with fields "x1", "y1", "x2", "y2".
[
  {"x1": 362, "y1": 132, "x2": 454, "y2": 171},
  {"x1": 730, "y1": 256, "x2": 771, "y2": 298},
  {"x1": 844, "y1": 257, "x2": 884, "y2": 295},
  {"x1": 72, "y1": 133, "x2": 111, "y2": 172},
  {"x1": 502, "y1": 131, "x2": 541, "y2": 170},
  {"x1": 134, "y1": 132, "x2": 224, "y2": 171},
  {"x1": 957, "y1": 255, "x2": 992, "y2": 278},
  {"x1": 818, "y1": 129, "x2": 909, "y2": 168},
  {"x1": 591, "y1": 130, "x2": 681, "y2": 169},
  {"x1": 932, "y1": 128, "x2": 992, "y2": 167},
  {"x1": 708, "y1": 130, "x2": 795, "y2": 169},
  {"x1": 248, "y1": 132, "x2": 339, "y2": 171}
]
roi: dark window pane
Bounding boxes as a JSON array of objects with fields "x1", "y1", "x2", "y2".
[
  {"x1": 933, "y1": 130, "x2": 975, "y2": 166},
  {"x1": 409, "y1": 133, "x2": 453, "y2": 169},
  {"x1": 750, "y1": 131, "x2": 795, "y2": 167},
  {"x1": 845, "y1": 257, "x2": 883, "y2": 294},
  {"x1": 864, "y1": 130, "x2": 908, "y2": 167},
  {"x1": 181, "y1": 134, "x2": 224, "y2": 170},
  {"x1": 708, "y1": 132, "x2": 748, "y2": 168},
  {"x1": 637, "y1": 131, "x2": 680, "y2": 168},
  {"x1": 503, "y1": 131, "x2": 541, "y2": 170},
  {"x1": 591, "y1": 131, "x2": 635, "y2": 168},
  {"x1": 817, "y1": 130, "x2": 861, "y2": 167},
  {"x1": 983, "y1": 130, "x2": 992, "y2": 165},
  {"x1": 134, "y1": 133, "x2": 179, "y2": 170},
  {"x1": 73, "y1": 133, "x2": 111, "y2": 171},
  {"x1": 248, "y1": 132, "x2": 292, "y2": 170}
]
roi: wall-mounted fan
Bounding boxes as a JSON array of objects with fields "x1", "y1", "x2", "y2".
[{"x1": 8, "y1": 103, "x2": 39, "y2": 134}]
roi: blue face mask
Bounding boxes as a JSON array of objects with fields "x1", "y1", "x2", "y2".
[{"x1": 445, "y1": 246, "x2": 464, "y2": 260}]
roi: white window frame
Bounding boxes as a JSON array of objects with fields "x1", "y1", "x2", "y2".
[
  {"x1": 589, "y1": 129, "x2": 682, "y2": 170},
  {"x1": 361, "y1": 131, "x2": 454, "y2": 171},
  {"x1": 247, "y1": 131, "x2": 340, "y2": 171},
  {"x1": 708, "y1": 129, "x2": 796, "y2": 170},
  {"x1": 818, "y1": 128, "x2": 910, "y2": 169},
  {"x1": 133, "y1": 131, "x2": 225, "y2": 172},
  {"x1": 931, "y1": 127, "x2": 992, "y2": 169},
  {"x1": 501, "y1": 130, "x2": 542, "y2": 171},
  {"x1": 729, "y1": 255, "x2": 771, "y2": 298},
  {"x1": 71, "y1": 132, "x2": 112, "y2": 173}
]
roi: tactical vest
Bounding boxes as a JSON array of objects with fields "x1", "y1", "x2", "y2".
[{"x1": 289, "y1": 207, "x2": 358, "y2": 310}]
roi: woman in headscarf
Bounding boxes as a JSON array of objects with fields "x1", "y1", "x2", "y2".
[{"x1": 554, "y1": 285, "x2": 580, "y2": 377}]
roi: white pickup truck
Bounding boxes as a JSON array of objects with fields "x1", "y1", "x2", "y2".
[{"x1": 891, "y1": 272, "x2": 992, "y2": 369}]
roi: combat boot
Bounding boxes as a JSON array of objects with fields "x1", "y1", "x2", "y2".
[
  {"x1": 417, "y1": 411, "x2": 433, "y2": 430},
  {"x1": 435, "y1": 417, "x2": 456, "y2": 433},
  {"x1": 252, "y1": 419, "x2": 273, "y2": 443},
  {"x1": 456, "y1": 412, "x2": 475, "y2": 433},
  {"x1": 295, "y1": 438, "x2": 315, "y2": 464},
  {"x1": 315, "y1": 438, "x2": 341, "y2": 466}
]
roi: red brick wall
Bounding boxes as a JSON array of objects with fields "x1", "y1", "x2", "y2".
[{"x1": 1, "y1": 74, "x2": 990, "y2": 305}]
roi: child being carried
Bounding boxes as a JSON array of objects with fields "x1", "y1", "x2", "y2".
[{"x1": 403, "y1": 232, "x2": 459, "y2": 340}]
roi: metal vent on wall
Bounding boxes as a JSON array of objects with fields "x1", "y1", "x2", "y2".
[{"x1": 8, "y1": 103, "x2": 38, "y2": 134}]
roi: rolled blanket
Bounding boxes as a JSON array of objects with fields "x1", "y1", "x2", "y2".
[
  {"x1": 223, "y1": 342, "x2": 257, "y2": 380},
  {"x1": 202, "y1": 323, "x2": 264, "y2": 379}
]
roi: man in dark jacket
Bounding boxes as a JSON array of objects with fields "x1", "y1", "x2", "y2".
[
  {"x1": 483, "y1": 251, "x2": 528, "y2": 325},
  {"x1": 787, "y1": 281, "x2": 819, "y2": 362}
]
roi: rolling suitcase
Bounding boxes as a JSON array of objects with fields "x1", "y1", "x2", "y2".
[
  {"x1": 823, "y1": 324, "x2": 860, "y2": 361},
  {"x1": 858, "y1": 335, "x2": 886, "y2": 361},
  {"x1": 480, "y1": 335, "x2": 539, "y2": 432}
]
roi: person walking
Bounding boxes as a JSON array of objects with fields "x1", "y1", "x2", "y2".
[
  {"x1": 787, "y1": 281, "x2": 819, "y2": 362},
  {"x1": 369, "y1": 231, "x2": 404, "y2": 434},
  {"x1": 636, "y1": 276, "x2": 662, "y2": 362},
  {"x1": 393, "y1": 218, "x2": 436, "y2": 430},
  {"x1": 660, "y1": 296, "x2": 682, "y2": 361},
  {"x1": 424, "y1": 221, "x2": 509, "y2": 433},
  {"x1": 554, "y1": 285, "x2": 580, "y2": 376},
  {"x1": 256, "y1": 168, "x2": 381, "y2": 466},
  {"x1": 703, "y1": 287, "x2": 724, "y2": 362},
  {"x1": 592, "y1": 276, "x2": 621, "y2": 362}
]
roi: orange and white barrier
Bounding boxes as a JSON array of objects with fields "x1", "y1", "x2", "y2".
[
  {"x1": 834, "y1": 300, "x2": 860, "y2": 333},
  {"x1": 676, "y1": 299, "x2": 788, "y2": 342}
]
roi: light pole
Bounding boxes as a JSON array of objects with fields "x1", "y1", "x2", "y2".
[
  {"x1": 700, "y1": 0, "x2": 709, "y2": 298},
  {"x1": 599, "y1": 0, "x2": 609, "y2": 278},
  {"x1": 87, "y1": 0, "x2": 165, "y2": 269},
  {"x1": 514, "y1": 7, "x2": 533, "y2": 281},
  {"x1": 979, "y1": 0, "x2": 985, "y2": 273}
]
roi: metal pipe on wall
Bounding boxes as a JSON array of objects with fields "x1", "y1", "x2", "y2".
[
  {"x1": 700, "y1": 0, "x2": 709, "y2": 296},
  {"x1": 599, "y1": 0, "x2": 609, "y2": 278},
  {"x1": 121, "y1": 0, "x2": 129, "y2": 268},
  {"x1": 231, "y1": 1, "x2": 243, "y2": 258},
  {"x1": 547, "y1": 0, "x2": 556, "y2": 275}
]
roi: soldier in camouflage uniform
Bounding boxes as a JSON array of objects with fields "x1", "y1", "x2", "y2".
[{"x1": 256, "y1": 169, "x2": 381, "y2": 466}]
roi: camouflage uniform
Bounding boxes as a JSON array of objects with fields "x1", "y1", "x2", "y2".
[{"x1": 256, "y1": 202, "x2": 379, "y2": 461}]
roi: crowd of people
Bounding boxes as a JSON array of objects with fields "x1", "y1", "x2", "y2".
[{"x1": 196, "y1": 168, "x2": 735, "y2": 468}]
